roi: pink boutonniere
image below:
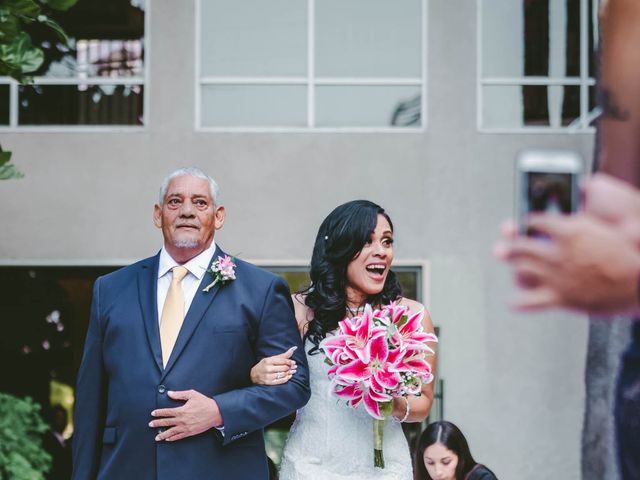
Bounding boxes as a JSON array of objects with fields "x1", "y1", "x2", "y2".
[{"x1": 203, "y1": 255, "x2": 237, "y2": 293}]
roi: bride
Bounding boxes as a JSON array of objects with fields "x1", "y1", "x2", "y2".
[{"x1": 251, "y1": 200, "x2": 437, "y2": 479}]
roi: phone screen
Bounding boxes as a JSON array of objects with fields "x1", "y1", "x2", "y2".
[
  {"x1": 520, "y1": 171, "x2": 579, "y2": 236},
  {"x1": 526, "y1": 172, "x2": 575, "y2": 214}
]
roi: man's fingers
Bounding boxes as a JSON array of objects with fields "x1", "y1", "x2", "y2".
[
  {"x1": 512, "y1": 287, "x2": 559, "y2": 311},
  {"x1": 164, "y1": 431, "x2": 190, "y2": 442},
  {"x1": 167, "y1": 389, "x2": 194, "y2": 401},
  {"x1": 149, "y1": 417, "x2": 179, "y2": 428},
  {"x1": 151, "y1": 407, "x2": 181, "y2": 418},
  {"x1": 155, "y1": 425, "x2": 183, "y2": 442}
]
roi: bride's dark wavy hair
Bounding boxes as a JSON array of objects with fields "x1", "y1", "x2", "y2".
[{"x1": 302, "y1": 200, "x2": 402, "y2": 354}]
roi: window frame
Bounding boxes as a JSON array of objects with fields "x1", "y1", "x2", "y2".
[
  {"x1": 0, "y1": 2, "x2": 151, "y2": 133},
  {"x1": 477, "y1": 0, "x2": 598, "y2": 134},
  {"x1": 194, "y1": 0, "x2": 428, "y2": 133}
]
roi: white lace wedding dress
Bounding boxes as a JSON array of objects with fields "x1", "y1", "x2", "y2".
[{"x1": 279, "y1": 349, "x2": 414, "y2": 479}]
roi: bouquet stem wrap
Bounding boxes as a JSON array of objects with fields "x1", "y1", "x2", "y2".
[{"x1": 373, "y1": 418, "x2": 385, "y2": 468}]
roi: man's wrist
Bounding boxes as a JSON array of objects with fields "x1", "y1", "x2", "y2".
[{"x1": 209, "y1": 396, "x2": 224, "y2": 428}]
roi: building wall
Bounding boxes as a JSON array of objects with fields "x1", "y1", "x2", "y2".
[{"x1": 0, "y1": 1, "x2": 595, "y2": 478}]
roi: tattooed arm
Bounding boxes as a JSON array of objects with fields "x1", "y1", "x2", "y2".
[{"x1": 598, "y1": 0, "x2": 640, "y2": 186}]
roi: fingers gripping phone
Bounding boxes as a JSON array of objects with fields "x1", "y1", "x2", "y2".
[{"x1": 516, "y1": 149, "x2": 583, "y2": 236}]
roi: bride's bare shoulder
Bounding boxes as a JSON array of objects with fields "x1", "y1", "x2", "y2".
[
  {"x1": 397, "y1": 297, "x2": 434, "y2": 334},
  {"x1": 291, "y1": 293, "x2": 313, "y2": 330},
  {"x1": 397, "y1": 297, "x2": 425, "y2": 314}
]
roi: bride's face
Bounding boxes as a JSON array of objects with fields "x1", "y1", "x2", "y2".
[
  {"x1": 423, "y1": 443, "x2": 458, "y2": 480},
  {"x1": 345, "y1": 214, "x2": 394, "y2": 302}
]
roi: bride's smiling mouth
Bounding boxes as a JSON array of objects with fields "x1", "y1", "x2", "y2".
[{"x1": 365, "y1": 263, "x2": 387, "y2": 281}]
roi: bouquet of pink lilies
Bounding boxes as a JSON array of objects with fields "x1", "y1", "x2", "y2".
[{"x1": 320, "y1": 302, "x2": 437, "y2": 468}]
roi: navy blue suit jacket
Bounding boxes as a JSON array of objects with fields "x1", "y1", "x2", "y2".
[{"x1": 72, "y1": 247, "x2": 310, "y2": 480}]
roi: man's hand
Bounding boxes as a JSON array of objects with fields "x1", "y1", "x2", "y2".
[
  {"x1": 495, "y1": 213, "x2": 640, "y2": 314},
  {"x1": 149, "y1": 389, "x2": 223, "y2": 442}
]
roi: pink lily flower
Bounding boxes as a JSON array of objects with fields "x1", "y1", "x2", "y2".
[
  {"x1": 337, "y1": 331, "x2": 402, "y2": 392},
  {"x1": 320, "y1": 301, "x2": 439, "y2": 470}
]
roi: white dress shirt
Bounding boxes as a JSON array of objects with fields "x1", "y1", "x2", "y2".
[
  {"x1": 156, "y1": 241, "x2": 217, "y2": 323},
  {"x1": 155, "y1": 241, "x2": 225, "y2": 434}
]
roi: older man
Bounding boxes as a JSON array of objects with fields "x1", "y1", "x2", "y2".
[{"x1": 72, "y1": 167, "x2": 310, "y2": 480}]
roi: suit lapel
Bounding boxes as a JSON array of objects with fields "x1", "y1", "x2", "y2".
[
  {"x1": 138, "y1": 254, "x2": 163, "y2": 373},
  {"x1": 161, "y1": 246, "x2": 225, "y2": 379}
]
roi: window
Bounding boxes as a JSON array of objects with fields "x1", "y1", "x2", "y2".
[
  {"x1": 478, "y1": 0, "x2": 598, "y2": 132},
  {"x1": 196, "y1": 0, "x2": 426, "y2": 131},
  {"x1": 0, "y1": 0, "x2": 147, "y2": 130}
]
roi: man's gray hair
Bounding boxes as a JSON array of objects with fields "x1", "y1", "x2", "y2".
[{"x1": 159, "y1": 167, "x2": 220, "y2": 205}]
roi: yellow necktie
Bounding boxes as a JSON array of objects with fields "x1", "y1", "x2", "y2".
[{"x1": 160, "y1": 266, "x2": 189, "y2": 367}]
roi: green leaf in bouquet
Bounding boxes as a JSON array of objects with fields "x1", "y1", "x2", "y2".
[
  {"x1": 379, "y1": 400, "x2": 394, "y2": 418},
  {"x1": 396, "y1": 314, "x2": 409, "y2": 329}
]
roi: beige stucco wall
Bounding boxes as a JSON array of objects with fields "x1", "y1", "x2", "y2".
[{"x1": 0, "y1": 1, "x2": 595, "y2": 478}]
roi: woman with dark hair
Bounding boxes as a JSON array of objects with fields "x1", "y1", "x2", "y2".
[
  {"x1": 250, "y1": 200, "x2": 437, "y2": 479},
  {"x1": 414, "y1": 421, "x2": 497, "y2": 480}
]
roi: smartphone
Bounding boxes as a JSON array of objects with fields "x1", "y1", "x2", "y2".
[{"x1": 516, "y1": 149, "x2": 583, "y2": 236}]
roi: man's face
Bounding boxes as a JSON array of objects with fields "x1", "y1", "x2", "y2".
[{"x1": 153, "y1": 175, "x2": 225, "y2": 262}]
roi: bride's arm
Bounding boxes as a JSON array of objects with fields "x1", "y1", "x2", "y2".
[
  {"x1": 250, "y1": 294, "x2": 309, "y2": 385},
  {"x1": 391, "y1": 298, "x2": 438, "y2": 423}
]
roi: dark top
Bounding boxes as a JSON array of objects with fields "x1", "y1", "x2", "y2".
[
  {"x1": 626, "y1": 321, "x2": 640, "y2": 359},
  {"x1": 466, "y1": 464, "x2": 498, "y2": 480}
]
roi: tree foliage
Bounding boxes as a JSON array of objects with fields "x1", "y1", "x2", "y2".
[
  {"x1": 1, "y1": 0, "x2": 77, "y2": 81},
  {"x1": 0, "y1": 0, "x2": 78, "y2": 179},
  {"x1": 0, "y1": 392, "x2": 51, "y2": 480}
]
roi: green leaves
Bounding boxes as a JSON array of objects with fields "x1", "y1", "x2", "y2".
[
  {"x1": 0, "y1": 31, "x2": 43, "y2": 76},
  {"x1": 36, "y1": 14, "x2": 68, "y2": 44},
  {"x1": 0, "y1": 0, "x2": 78, "y2": 180},
  {"x1": 41, "y1": 0, "x2": 78, "y2": 11},
  {"x1": 0, "y1": 393, "x2": 51, "y2": 479},
  {"x1": 0, "y1": 8, "x2": 20, "y2": 41},
  {"x1": 0, "y1": 147, "x2": 25, "y2": 179},
  {"x1": 3, "y1": 0, "x2": 41, "y2": 18},
  {"x1": 379, "y1": 400, "x2": 394, "y2": 418},
  {"x1": 0, "y1": 0, "x2": 78, "y2": 81}
]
